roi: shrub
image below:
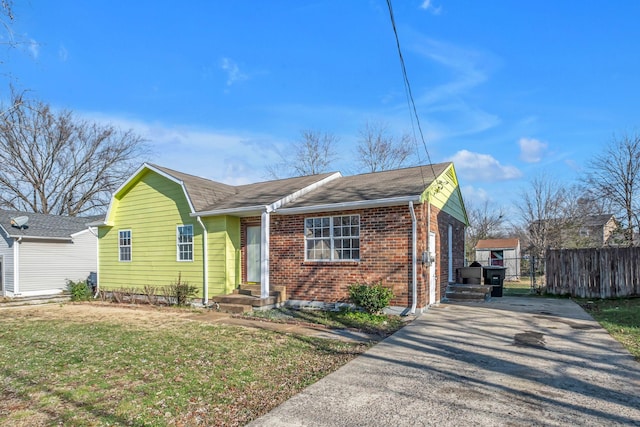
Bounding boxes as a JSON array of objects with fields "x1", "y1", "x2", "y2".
[
  {"x1": 143, "y1": 284, "x2": 159, "y2": 305},
  {"x1": 68, "y1": 279, "x2": 92, "y2": 301},
  {"x1": 164, "y1": 273, "x2": 198, "y2": 306},
  {"x1": 347, "y1": 282, "x2": 394, "y2": 314}
]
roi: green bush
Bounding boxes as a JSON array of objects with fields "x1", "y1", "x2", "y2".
[
  {"x1": 347, "y1": 282, "x2": 394, "y2": 314},
  {"x1": 68, "y1": 279, "x2": 92, "y2": 301},
  {"x1": 164, "y1": 273, "x2": 198, "y2": 306}
]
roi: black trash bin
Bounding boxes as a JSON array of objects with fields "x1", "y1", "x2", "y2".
[{"x1": 483, "y1": 266, "x2": 506, "y2": 297}]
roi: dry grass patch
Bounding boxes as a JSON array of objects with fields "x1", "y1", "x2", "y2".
[{"x1": 0, "y1": 304, "x2": 370, "y2": 426}]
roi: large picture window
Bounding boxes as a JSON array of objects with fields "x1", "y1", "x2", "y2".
[
  {"x1": 305, "y1": 215, "x2": 360, "y2": 261},
  {"x1": 119, "y1": 230, "x2": 131, "y2": 262},
  {"x1": 177, "y1": 225, "x2": 194, "y2": 261}
]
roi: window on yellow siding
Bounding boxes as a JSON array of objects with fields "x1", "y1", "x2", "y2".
[
  {"x1": 177, "y1": 225, "x2": 194, "y2": 261},
  {"x1": 304, "y1": 215, "x2": 360, "y2": 261},
  {"x1": 119, "y1": 229, "x2": 131, "y2": 262}
]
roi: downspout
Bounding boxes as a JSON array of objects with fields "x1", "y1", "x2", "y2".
[
  {"x1": 196, "y1": 216, "x2": 209, "y2": 305},
  {"x1": 409, "y1": 201, "x2": 417, "y2": 314},
  {"x1": 88, "y1": 227, "x2": 100, "y2": 297},
  {"x1": 427, "y1": 193, "x2": 433, "y2": 306},
  {"x1": 260, "y1": 209, "x2": 271, "y2": 299},
  {"x1": 14, "y1": 237, "x2": 21, "y2": 296}
]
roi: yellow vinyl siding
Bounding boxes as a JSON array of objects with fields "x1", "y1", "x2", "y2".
[
  {"x1": 202, "y1": 216, "x2": 240, "y2": 296},
  {"x1": 422, "y1": 164, "x2": 469, "y2": 225},
  {"x1": 98, "y1": 170, "x2": 204, "y2": 294}
]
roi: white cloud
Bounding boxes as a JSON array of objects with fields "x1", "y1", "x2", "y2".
[
  {"x1": 28, "y1": 39, "x2": 39, "y2": 58},
  {"x1": 79, "y1": 113, "x2": 283, "y2": 185},
  {"x1": 59, "y1": 44, "x2": 68, "y2": 62},
  {"x1": 405, "y1": 37, "x2": 502, "y2": 141},
  {"x1": 448, "y1": 149, "x2": 522, "y2": 182},
  {"x1": 419, "y1": 0, "x2": 442, "y2": 15},
  {"x1": 220, "y1": 57, "x2": 248, "y2": 87},
  {"x1": 461, "y1": 185, "x2": 491, "y2": 203},
  {"x1": 518, "y1": 137, "x2": 548, "y2": 163}
]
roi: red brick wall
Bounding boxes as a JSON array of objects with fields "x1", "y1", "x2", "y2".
[
  {"x1": 240, "y1": 203, "x2": 466, "y2": 309},
  {"x1": 431, "y1": 205, "x2": 466, "y2": 299}
]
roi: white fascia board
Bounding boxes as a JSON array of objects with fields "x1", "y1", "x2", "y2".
[
  {"x1": 274, "y1": 195, "x2": 422, "y2": 215},
  {"x1": 103, "y1": 163, "x2": 150, "y2": 223},
  {"x1": 70, "y1": 228, "x2": 95, "y2": 239},
  {"x1": 191, "y1": 205, "x2": 266, "y2": 218},
  {"x1": 144, "y1": 164, "x2": 196, "y2": 213},
  {"x1": 104, "y1": 163, "x2": 196, "y2": 225},
  {"x1": 268, "y1": 172, "x2": 342, "y2": 212}
]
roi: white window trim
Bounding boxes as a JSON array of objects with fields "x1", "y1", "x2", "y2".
[
  {"x1": 304, "y1": 215, "x2": 360, "y2": 262},
  {"x1": 176, "y1": 224, "x2": 194, "y2": 262},
  {"x1": 119, "y1": 229, "x2": 132, "y2": 262}
]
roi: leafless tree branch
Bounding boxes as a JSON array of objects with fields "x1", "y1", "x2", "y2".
[{"x1": 0, "y1": 90, "x2": 148, "y2": 215}]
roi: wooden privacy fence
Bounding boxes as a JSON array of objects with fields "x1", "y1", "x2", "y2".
[{"x1": 546, "y1": 247, "x2": 640, "y2": 298}]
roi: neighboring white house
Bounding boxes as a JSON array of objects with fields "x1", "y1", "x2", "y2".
[
  {"x1": 0, "y1": 209, "x2": 98, "y2": 297},
  {"x1": 474, "y1": 238, "x2": 521, "y2": 281}
]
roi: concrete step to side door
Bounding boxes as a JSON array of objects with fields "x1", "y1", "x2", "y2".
[{"x1": 214, "y1": 303, "x2": 253, "y2": 314}]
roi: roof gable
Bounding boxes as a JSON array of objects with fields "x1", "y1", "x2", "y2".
[{"x1": 583, "y1": 214, "x2": 616, "y2": 227}]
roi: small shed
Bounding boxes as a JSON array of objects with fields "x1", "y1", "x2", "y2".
[{"x1": 474, "y1": 238, "x2": 520, "y2": 281}]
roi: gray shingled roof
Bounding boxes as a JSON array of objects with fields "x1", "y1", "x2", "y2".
[
  {"x1": 150, "y1": 164, "x2": 338, "y2": 212},
  {"x1": 150, "y1": 164, "x2": 238, "y2": 211},
  {"x1": 0, "y1": 209, "x2": 99, "y2": 239},
  {"x1": 281, "y1": 163, "x2": 451, "y2": 208},
  {"x1": 583, "y1": 214, "x2": 616, "y2": 227}
]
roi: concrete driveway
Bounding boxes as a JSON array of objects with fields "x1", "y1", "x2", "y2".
[{"x1": 250, "y1": 297, "x2": 640, "y2": 426}]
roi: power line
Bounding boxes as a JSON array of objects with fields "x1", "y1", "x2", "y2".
[{"x1": 386, "y1": 0, "x2": 439, "y2": 183}]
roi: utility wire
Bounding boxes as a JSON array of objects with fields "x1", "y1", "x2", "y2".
[{"x1": 386, "y1": 0, "x2": 439, "y2": 183}]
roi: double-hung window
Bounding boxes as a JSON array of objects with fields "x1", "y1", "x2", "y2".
[
  {"x1": 305, "y1": 215, "x2": 360, "y2": 261},
  {"x1": 177, "y1": 225, "x2": 194, "y2": 261},
  {"x1": 118, "y1": 230, "x2": 132, "y2": 262}
]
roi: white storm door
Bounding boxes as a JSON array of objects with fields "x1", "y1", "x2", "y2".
[
  {"x1": 246, "y1": 226, "x2": 261, "y2": 283},
  {"x1": 429, "y1": 232, "x2": 436, "y2": 304}
]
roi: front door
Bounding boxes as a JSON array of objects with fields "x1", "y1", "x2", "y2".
[
  {"x1": 429, "y1": 232, "x2": 436, "y2": 304},
  {"x1": 246, "y1": 226, "x2": 261, "y2": 283}
]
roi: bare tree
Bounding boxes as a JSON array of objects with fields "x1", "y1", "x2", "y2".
[
  {"x1": 0, "y1": 91, "x2": 148, "y2": 216},
  {"x1": 584, "y1": 133, "x2": 640, "y2": 245},
  {"x1": 464, "y1": 199, "x2": 506, "y2": 261},
  {"x1": 517, "y1": 175, "x2": 574, "y2": 257},
  {"x1": 356, "y1": 121, "x2": 414, "y2": 172},
  {"x1": 266, "y1": 130, "x2": 337, "y2": 178},
  {"x1": 0, "y1": 1, "x2": 14, "y2": 47}
]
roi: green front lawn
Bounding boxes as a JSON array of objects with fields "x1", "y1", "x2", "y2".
[
  {"x1": 244, "y1": 307, "x2": 407, "y2": 336},
  {"x1": 0, "y1": 305, "x2": 370, "y2": 426},
  {"x1": 580, "y1": 298, "x2": 640, "y2": 361}
]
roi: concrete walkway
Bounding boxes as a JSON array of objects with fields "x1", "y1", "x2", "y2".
[{"x1": 250, "y1": 297, "x2": 640, "y2": 426}]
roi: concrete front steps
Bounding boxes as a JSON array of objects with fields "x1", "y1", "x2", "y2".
[
  {"x1": 445, "y1": 283, "x2": 493, "y2": 302},
  {"x1": 210, "y1": 284, "x2": 286, "y2": 314}
]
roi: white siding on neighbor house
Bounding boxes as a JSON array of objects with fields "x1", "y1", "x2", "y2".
[
  {"x1": 0, "y1": 232, "x2": 14, "y2": 295},
  {"x1": 18, "y1": 230, "x2": 97, "y2": 296}
]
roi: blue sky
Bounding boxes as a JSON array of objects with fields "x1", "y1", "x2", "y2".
[{"x1": 2, "y1": 1, "x2": 640, "y2": 211}]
